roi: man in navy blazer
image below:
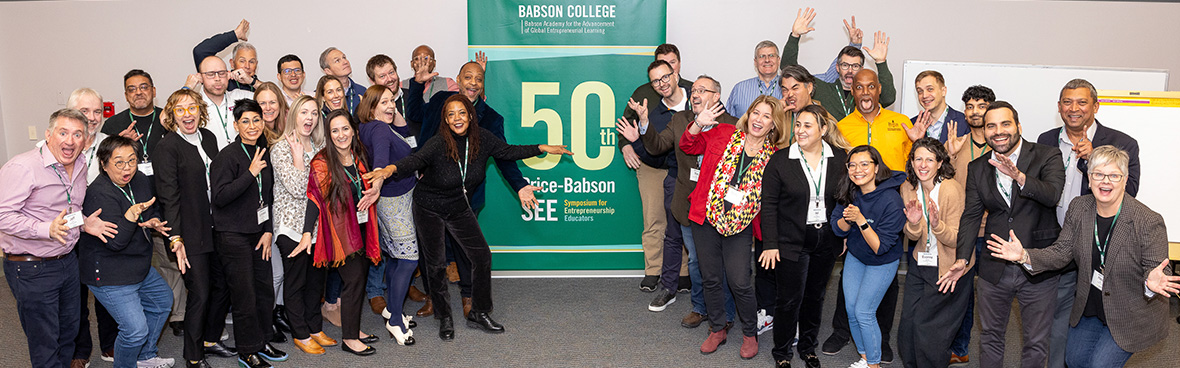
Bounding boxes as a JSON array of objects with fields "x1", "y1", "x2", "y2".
[
  {"x1": 910, "y1": 70, "x2": 968, "y2": 143},
  {"x1": 1034, "y1": 78, "x2": 1140, "y2": 368}
]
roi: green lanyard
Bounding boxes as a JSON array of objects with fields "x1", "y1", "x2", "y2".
[
  {"x1": 788, "y1": 112, "x2": 797, "y2": 144},
  {"x1": 798, "y1": 145, "x2": 824, "y2": 199},
  {"x1": 995, "y1": 171, "x2": 1012, "y2": 204},
  {"x1": 1093, "y1": 202, "x2": 1123, "y2": 269},
  {"x1": 115, "y1": 183, "x2": 143, "y2": 222},
  {"x1": 457, "y1": 139, "x2": 471, "y2": 194},
  {"x1": 833, "y1": 84, "x2": 851, "y2": 117},
  {"x1": 130, "y1": 110, "x2": 155, "y2": 160},
  {"x1": 44, "y1": 146, "x2": 75, "y2": 207},
  {"x1": 866, "y1": 120, "x2": 872, "y2": 146},
  {"x1": 215, "y1": 104, "x2": 231, "y2": 143},
  {"x1": 734, "y1": 152, "x2": 754, "y2": 185},
  {"x1": 239, "y1": 143, "x2": 264, "y2": 205},
  {"x1": 918, "y1": 182, "x2": 934, "y2": 245},
  {"x1": 343, "y1": 158, "x2": 364, "y2": 197}
]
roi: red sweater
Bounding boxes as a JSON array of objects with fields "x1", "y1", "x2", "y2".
[{"x1": 679, "y1": 123, "x2": 763, "y2": 240}]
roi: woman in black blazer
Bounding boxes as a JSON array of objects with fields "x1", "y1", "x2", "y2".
[
  {"x1": 758, "y1": 104, "x2": 851, "y2": 368},
  {"x1": 152, "y1": 89, "x2": 233, "y2": 367}
]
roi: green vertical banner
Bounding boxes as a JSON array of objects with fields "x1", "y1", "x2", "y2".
[{"x1": 468, "y1": 1, "x2": 666, "y2": 270}]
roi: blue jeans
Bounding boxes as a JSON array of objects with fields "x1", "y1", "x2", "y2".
[
  {"x1": 1064, "y1": 316, "x2": 1132, "y2": 368},
  {"x1": 366, "y1": 259, "x2": 386, "y2": 300},
  {"x1": 682, "y1": 224, "x2": 734, "y2": 320},
  {"x1": 1048, "y1": 270, "x2": 1077, "y2": 368},
  {"x1": 89, "y1": 268, "x2": 173, "y2": 368},
  {"x1": 843, "y1": 255, "x2": 899, "y2": 365}
]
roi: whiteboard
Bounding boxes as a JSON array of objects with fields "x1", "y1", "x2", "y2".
[
  {"x1": 1095, "y1": 91, "x2": 1180, "y2": 242},
  {"x1": 899, "y1": 61, "x2": 1168, "y2": 138}
]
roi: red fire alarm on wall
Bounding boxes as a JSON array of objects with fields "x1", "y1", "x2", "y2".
[{"x1": 103, "y1": 101, "x2": 115, "y2": 118}]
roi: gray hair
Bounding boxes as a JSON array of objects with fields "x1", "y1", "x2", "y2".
[
  {"x1": 754, "y1": 40, "x2": 779, "y2": 58},
  {"x1": 49, "y1": 108, "x2": 89, "y2": 135},
  {"x1": 1060, "y1": 78, "x2": 1098, "y2": 102},
  {"x1": 696, "y1": 75, "x2": 722, "y2": 95},
  {"x1": 66, "y1": 88, "x2": 102, "y2": 109},
  {"x1": 1087, "y1": 145, "x2": 1129, "y2": 177},
  {"x1": 319, "y1": 47, "x2": 339, "y2": 71},
  {"x1": 232, "y1": 42, "x2": 256, "y2": 58}
]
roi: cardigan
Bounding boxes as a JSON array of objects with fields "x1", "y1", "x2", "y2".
[
  {"x1": 901, "y1": 179, "x2": 974, "y2": 283},
  {"x1": 209, "y1": 136, "x2": 274, "y2": 235},
  {"x1": 78, "y1": 172, "x2": 161, "y2": 286},
  {"x1": 271, "y1": 138, "x2": 322, "y2": 242},
  {"x1": 153, "y1": 129, "x2": 220, "y2": 255},
  {"x1": 394, "y1": 127, "x2": 541, "y2": 214}
]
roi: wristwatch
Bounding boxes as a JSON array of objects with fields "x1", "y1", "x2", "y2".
[{"x1": 858, "y1": 222, "x2": 870, "y2": 231}]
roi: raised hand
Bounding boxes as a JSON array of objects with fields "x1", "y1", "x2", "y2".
[
  {"x1": 988, "y1": 153, "x2": 1024, "y2": 186},
  {"x1": 83, "y1": 208, "x2": 117, "y2": 243},
  {"x1": 1146, "y1": 259, "x2": 1180, "y2": 297},
  {"x1": 286, "y1": 133, "x2": 305, "y2": 168},
  {"x1": 903, "y1": 199, "x2": 923, "y2": 224},
  {"x1": 1073, "y1": 137, "x2": 1093, "y2": 160},
  {"x1": 412, "y1": 58, "x2": 439, "y2": 83},
  {"x1": 234, "y1": 19, "x2": 250, "y2": 41},
  {"x1": 627, "y1": 98, "x2": 649, "y2": 123},
  {"x1": 986, "y1": 230, "x2": 1025, "y2": 262},
  {"x1": 230, "y1": 69, "x2": 253, "y2": 84},
  {"x1": 843, "y1": 204, "x2": 864, "y2": 225},
  {"x1": 474, "y1": 51, "x2": 488, "y2": 72},
  {"x1": 944, "y1": 120, "x2": 966, "y2": 158},
  {"x1": 118, "y1": 121, "x2": 142, "y2": 141},
  {"x1": 184, "y1": 74, "x2": 202, "y2": 90},
  {"x1": 539, "y1": 144, "x2": 574, "y2": 156},
  {"x1": 615, "y1": 117, "x2": 640, "y2": 142},
  {"x1": 695, "y1": 102, "x2": 724, "y2": 130},
  {"x1": 758, "y1": 249, "x2": 780, "y2": 270},
  {"x1": 124, "y1": 197, "x2": 156, "y2": 222},
  {"x1": 248, "y1": 147, "x2": 268, "y2": 176},
  {"x1": 863, "y1": 31, "x2": 889, "y2": 62},
  {"x1": 937, "y1": 259, "x2": 967, "y2": 293},
  {"x1": 906, "y1": 110, "x2": 933, "y2": 142},
  {"x1": 255, "y1": 232, "x2": 273, "y2": 261},
  {"x1": 843, "y1": 16, "x2": 863, "y2": 44},
  {"x1": 791, "y1": 7, "x2": 817, "y2": 38},
  {"x1": 927, "y1": 198, "x2": 941, "y2": 227}
]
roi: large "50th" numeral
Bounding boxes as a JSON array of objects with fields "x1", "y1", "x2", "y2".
[{"x1": 521, "y1": 81, "x2": 616, "y2": 171}]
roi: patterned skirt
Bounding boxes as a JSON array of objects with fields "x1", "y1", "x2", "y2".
[{"x1": 376, "y1": 190, "x2": 418, "y2": 260}]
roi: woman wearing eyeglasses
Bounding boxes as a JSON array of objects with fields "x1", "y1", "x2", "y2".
[
  {"x1": 989, "y1": 145, "x2": 1179, "y2": 368},
  {"x1": 208, "y1": 99, "x2": 286, "y2": 368},
  {"x1": 831, "y1": 145, "x2": 906, "y2": 368},
  {"x1": 152, "y1": 89, "x2": 234, "y2": 368}
]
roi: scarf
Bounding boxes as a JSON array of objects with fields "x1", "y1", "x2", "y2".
[
  {"x1": 705, "y1": 129, "x2": 776, "y2": 236},
  {"x1": 307, "y1": 157, "x2": 381, "y2": 267}
]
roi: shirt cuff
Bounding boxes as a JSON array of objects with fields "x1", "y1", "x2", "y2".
[
  {"x1": 1145, "y1": 282, "x2": 1156, "y2": 298},
  {"x1": 639, "y1": 122, "x2": 649, "y2": 135},
  {"x1": 38, "y1": 220, "x2": 52, "y2": 241}
]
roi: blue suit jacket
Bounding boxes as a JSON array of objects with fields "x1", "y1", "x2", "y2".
[
  {"x1": 1035, "y1": 120, "x2": 1140, "y2": 197},
  {"x1": 910, "y1": 106, "x2": 968, "y2": 143}
]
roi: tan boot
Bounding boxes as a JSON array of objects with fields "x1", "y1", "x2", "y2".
[
  {"x1": 446, "y1": 262, "x2": 460, "y2": 283},
  {"x1": 407, "y1": 285, "x2": 427, "y2": 302},
  {"x1": 462, "y1": 297, "x2": 473, "y2": 318}
]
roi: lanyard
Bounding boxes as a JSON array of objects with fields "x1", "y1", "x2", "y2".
[
  {"x1": 214, "y1": 104, "x2": 231, "y2": 143},
  {"x1": 833, "y1": 84, "x2": 851, "y2": 117},
  {"x1": 1093, "y1": 202, "x2": 1123, "y2": 268},
  {"x1": 130, "y1": 110, "x2": 156, "y2": 159},
  {"x1": 995, "y1": 171, "x2": 1012, "y2": 204},
  {"x1": 457, "y1": 138, "x2": 471, "y2": 189},
  {"x1": 1059, "y1": 127, "x2": 1077, "y2": 170},
  {"x1": 44, "y1": 147, "x2": 76, "y2": 207},
  {"x1": 734, "y1": 152, "x2": 754, "y2": 185},
  {"x1": 343, "y1": 159, "x2": 364, "y2": 197},
  {"x1": 239, "y1": 143, "x2": 264, "y2": 205},
  {"x1": 799, "y1": 145, "x2": 824, "y2": 199},
  {"x1": 918, "y1": 182, "x2": 934, "y2": 245},
  {"x1": 866, "y1": 120, "x2": 872, "y2": 146},
  {"x1": 115, "y1": 183, "x2": 143, "y2": 222},
  {"x1": 758, "y1": 78, "x2": 776, "y2": 96}
]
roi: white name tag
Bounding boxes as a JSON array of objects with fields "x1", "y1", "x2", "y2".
[
  {"x1": 64, "y1": 211, "x2": 84, "y2": 229},
  {"x1": 807, "y1": 197, "x2": 826, "y2": 224},
  {"x1": 689, "y1": 168, "x2": 700, "y2": 182},
  {"x1": 138, "y1": 162, "x2": 154, "y2": 176},
  {"x1": 724, "y1": 186, "x2": 747, "y2": 205},
  {"x1": 1091, "y1": 269, "x2": 1104, "y2": 290},
  {"x1": 256, "y1": 206, "x2": 270, "y2": 225},
  {"x1": 917, "y1": 248, "x2": 938, "y2": 267},
  {"x1": 405, "y1": 136, "x2": 418, "y2": 148},
  {"x1": 357, "y1": 209, "x2": 369, "y2": 224}
]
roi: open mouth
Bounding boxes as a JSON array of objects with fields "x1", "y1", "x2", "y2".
[
  {"x1": 858, "y1": 97, "x2": 874, "y2": 110},
  {"x1": 61, "y1": 146, "x2": 76, "y2": 158},
  {"x1": 330, "y1": 98, "x2": 343, "y2": 108},
  {"x1": 122, "y1": 173, "x2": 133, "y2": 182},
  {"x1": 991, "y1": 134, "x2": 1010, "y2": 146}
]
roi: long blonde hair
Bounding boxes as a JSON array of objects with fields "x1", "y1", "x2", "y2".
[
  {"x1": 735, "y1": 95, "x2": 791, "y2": 148},
  {"x1": 284, "y1": 95, "x2": 326, "y2": 148}
]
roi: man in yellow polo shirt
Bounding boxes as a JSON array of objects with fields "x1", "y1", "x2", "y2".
[{"x1": 837, "y1": 69, "x2": 925, "y2": 171}]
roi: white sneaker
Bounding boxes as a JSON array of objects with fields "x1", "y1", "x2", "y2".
[
  {"x1": 136, "y1": 356, "x2": 176, "y2": 368},
  {"x1": 756, "y1": 309, "x2": 774, "y2": 335},
  {"x1": 848, "y1": 358, "x2": 868, "y2": 368}
]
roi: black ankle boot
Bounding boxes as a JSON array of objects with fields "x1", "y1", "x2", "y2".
[{"x1": 273, "y1": 305, "x2": 293, "y2": 334}]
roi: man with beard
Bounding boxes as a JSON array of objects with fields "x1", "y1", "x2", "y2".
[
  {"x1": 782, "y1": 8, "x2": 896, "y2": 121},
  {"x1": 1034, "y1": 79, "x2": 1139, "y2": 368},
  {"x1": 957, "y1": 101, "x2": 1065, "y2": 368},
  {"x1": 185, "y1": 55, "x2": 255, "y2": 149},
  {"x1": 910, "y1": 70, "x2": 968, "y2": 143},
  {"x1": 367, "y1": 54, "x2": 413, "y2": 135},
  {"x1": 193, "y1": 19, "x2": 262, "y2": 92},
  {"x1": 276, "y1": 54, "x2": 309, "y2": 104}
]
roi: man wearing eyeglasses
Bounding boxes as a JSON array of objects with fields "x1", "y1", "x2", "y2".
[
  {"x1": 193, "y1": 19, "x2": 262, "y2": 92},
  {"x1": 185, "y1": 56, "x2": 256, "y2": 149},
  {"x1": 276, "y1": 55, "x2": 309, "y2": 104},
  {"x1": 409, "y1": 45, "x2": 459, "y2": 104},
  {"x1": 782, "y1": 8, "x2": 896, "y2": 122},
  {"x1": 726, "y1": 41, "x2": 783, "y2": 119},
  {"x1": 1034, "y1": 79, "x2": 1140, "y2": 368}
]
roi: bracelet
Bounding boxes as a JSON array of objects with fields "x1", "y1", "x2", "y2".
[{"x1": 169, "y1": 236, "x2": 183, "y2": 246}]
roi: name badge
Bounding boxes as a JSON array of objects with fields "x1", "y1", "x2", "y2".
[
  {"x1": 724, "y1": 186, "x2": 747, "y2": 205},
  {"x1": 138, "y1": 161, "x2": 154, "y2": 176},
  {"x1": 1091, "y1": 269, "x2": 1104, "y2": 290},
  {"x1": 807, "y1": 198, "x2": 826, "y2": 224},
  {"x1": 256, "y1": 205, "x2": 270, "y2": 225},
  {"x1": 64, "y1": 211, "x2": 84, "y2": 229},
  {"x1": 917, "y1": 248, "x2": 938, "y2": 267},
  {"x1": 405, "y1": 136, "x2": 418, "y2": 149},
  {"x1": 689, "y1": 168, "x2": 700, "y2": 182},
  {"x1": 357, "y1": 209, "x2": 369, "y2": 224}
]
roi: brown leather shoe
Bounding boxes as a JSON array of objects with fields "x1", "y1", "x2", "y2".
[
  {"x1": 681, "y1": 311, "x2": 706, "y2": 328},
  {"x1": 70, "y1": 359, "x2": 89, "y2": 368},
  {"x1": 309, "y1": 331, "x2": 338, "y2": 347},
  {"x1": 462, "y1": 297, "x2": 473, "y2": 318},
  {"x1": 407, "y1": 285, "x2": 427, "y2": 302},
  {"x1": 446, "y1": 262, "x2": 460, "y2": 283},
  {"x1": 369, "y1": 296, "x2": 387, "y2": 315},
  {"x1": 293, "y1": 338, "x2": 325, "y2": 355},
  {"x1": 416, "y1": 298, "x2": 434, "y2": 317}
]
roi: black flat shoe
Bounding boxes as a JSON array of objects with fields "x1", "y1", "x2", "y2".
[
  {"x1": 258, "y1": 343, "x2": 288, "y2": 362},
  {"x1": 186, "y1": 359, "x2": 212, "y2": 368},
  {"x1": 439, "y1": 316, "x2": 455, "y2": 341},
  {"x1": 359, "y1": 334, "x2": 379, "y2": 344},
  {"x1": 203, "y1": 341, "x2": 237, "y2": 357},
  {"x1": 236, "y1": 353, "x2": 272, "y2": 368},
  {"x1": 269, "y1": 324, "x2": 287, "y2": 343},
  {"x1": 803, "y1": 354, "x2": 821, "y2": 368},
  {"x1": 465, "y1": 312, "x2": 505, "y2": 333},
  {"x1": 170, "y1": 321, "x2": 185, "y2": 337},
  {"x1": 341, "y1": 343, "x2": 376, "y2": 356}
]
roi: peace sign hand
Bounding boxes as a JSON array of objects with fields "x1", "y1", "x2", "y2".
[
  {"x1": 627, "y1": 98, "x2": 649, "y2": 124},
  {"x1": 843, "y1": 16, "x2": 863, "y2": 44},
  {"x1": 248, "y1": 147, "x2": 268, "y2": 176}
]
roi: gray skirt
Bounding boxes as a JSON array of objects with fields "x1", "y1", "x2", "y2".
[{"x1": 376, "y1": 190, "x2": 418, "y2": 260}]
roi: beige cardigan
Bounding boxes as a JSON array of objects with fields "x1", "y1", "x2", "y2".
[{"x1": 901, "y1": 179, "x2": 974, "y2": 278}]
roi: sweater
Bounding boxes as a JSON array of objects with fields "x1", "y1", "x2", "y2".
[
  {"x1": 901, "y1": 179, "x2": 974, "y2": 282},
  {"x1": 832, "y1": 171, "x2": 906, "y2": 265},
  {"x1": 209, "y1": 136, "x2": 274, "y2": 235},
  {"x1": 77, "y1": 172, "x2": 161, "y2": 286},
  {"x1": 359, "y1": 120, "x2": 417, "y2": 197}
]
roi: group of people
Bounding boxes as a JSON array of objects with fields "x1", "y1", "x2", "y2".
[
  {"x1": 614, "y1": 8, "x2": 1177, "y2": 368},
  {"x1": 1, "y1": 9, "x2": 1177, "y2": 368},
  {"x1": 0, "y1": 19, "x2": 570, "y2": 368}
]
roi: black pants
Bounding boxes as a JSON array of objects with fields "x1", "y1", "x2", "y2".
[
  {"x1": 693, "y1": 222, "x2": 758, "y2": 337},
  {"x1": 179, "y1": 251, "x2": 229, "y2": 361},
  {"x1": 75, "y1": 283, "x2": 118, "y2": 359},
  {"x1": 829, "y1": 255, "x2": 899, "y2": 348},
  {"x1": 658, "y1": 174, "x2": 684, "y2": 291},
  {"x1": 754, "y1": 237, "x2": 777, "y2": 313},
  {"x1": 771, "y1": 224, "x2": 840, "y2": 362},
  {"x1": 276, "y1": 235, "x2": 327, "y2": 340},
  {"x1": 415, "y1": 204, "x2": 493, "y2": 319},
  {"x1": 445, "y1": 230, "x2": 474, "y2": 298},
  {"x1": 215, "y1": 231, "x2": 273, "y2": 355},
  {"x1": 5, "y1": 254, "x2": 81, "y2": 368},
  {"x1": 899, "y1": 255, "x2": 975, "y2": 368},
  {"x1": 335, "y1": 253, "x2": 369, "y2": 339}
]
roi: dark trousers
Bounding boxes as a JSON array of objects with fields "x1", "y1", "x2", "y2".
[
  {"x1": 771, "y1": 224, "x2": 839, "y2": 362},
  {"x1": 977, "y1": 264, "x2": 1059, "y2": 368},
  {"x1": 75, "y1": 283, "x2": 118, "y2": 359},
  {"x1": 179, "y1": 251, "x2": 229, "y2": 361},
  {"x1": 276, "y1": 235, "x2": 327, "y2": 340},
  {"x1": 335, "y1": 254, "x2": 369, "y2": 339},
  {"x1": 415, "y1": 204, "x2": 493, "y2": 319},
  {"x1": 5, "y1": 254, "x2": 81, "y2": 368},
  {"x1": 754, "y1": 237, "x2": 777, "y2": 313},
  {"x1": 828, "y1": 254, "x2": 898, "y2": 348},
  {"x1": 898, "y1": 257, "x2": 975, "y2": 368},
  {"x1": 214, "y1": 231, "x2": 273, "y2": 355},
  {"x1": 693, "y1": 222, "x2": 758, "y2": 337},
  {"x1": 658, "y1": 174, "x2": 685, "y2": 291},
  {"x1": 446, "y1": 228, "x2": 475, "y2": 298}
]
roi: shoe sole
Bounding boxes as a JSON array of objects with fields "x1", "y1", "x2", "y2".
[
  {"x1": 647, "y1": 297, "x2": 675, "y2": 312},
  {"x1": 258, "y1": 353, "x2": 288, "y2": 362},
  {"x1": 639, "y1": 286, "x2": 657, "y2": 292}
]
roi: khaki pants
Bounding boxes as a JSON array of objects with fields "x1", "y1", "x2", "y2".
[
  {"x1": 152, "y1": 235, "x2": 187, "y2": 322},
  {"x1": 636, "y1": 164, "x2": 667, "y2": 275}
]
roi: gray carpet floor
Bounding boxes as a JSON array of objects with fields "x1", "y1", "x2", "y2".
[{"x1": 1, "y1": 266, "x2": 1177, "y2": 367}]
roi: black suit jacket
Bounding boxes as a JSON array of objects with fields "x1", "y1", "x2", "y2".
[
  {"x1": 153, "y1": 129, "x2": 219, "y2": 255},
  {"x1": 761, "y1": 144, "x2": 848, "y2": 262},
  {"x1": 1035, "y1": 120, "x2": 1140, "y2": 197},
  {"x1": 957, "y1": 139, "x2": 1066, "y2": 284}
]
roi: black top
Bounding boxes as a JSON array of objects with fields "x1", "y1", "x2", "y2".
[
  {"x1": 343, "y1": 164, "x2": 363, "y2": 205},
  {"x1": 102, "y1": 107, "x2": 167, "y2": 161},
  {"x1": 77, "y1": 172, "x2": 161, "y2": 286},
  {"x1": 210, "y1": 136, "x2": 274, "y2": 234},
  {"x1": 761, "y1": 146, "x2": 848, "y2": 261},
  {"x1": 1083, "y1": 213, "x2": 1115, "y2": 324},
  {"x1": 394, "y1": 127, "x2": 542, "y2": 213},
  {"x1": 153, "y1": 129, "x2": 220, "y2": 255}
]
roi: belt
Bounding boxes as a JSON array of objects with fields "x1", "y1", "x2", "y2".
[{"x1": 6, "y1": 253, "x2": 69, "y2": 262}]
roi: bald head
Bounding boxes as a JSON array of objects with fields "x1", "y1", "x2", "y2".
[
  {"x1": 199, "y1": 56, "x2": 229, "y2": 97},
  {"x1": 852, "y1": 69, "x2": 880, "y2": 116},
  {"x1": 456, "y1": 62, "x2": 484, "y2": 102},
  {"x1": 412, "y1": 45, "x2": 437, "y2": 74}
]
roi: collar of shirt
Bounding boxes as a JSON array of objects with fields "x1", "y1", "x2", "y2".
[
  {"x1": 925, "y1": 106, "x2": 950, "y2": 137},
  {"x1": 39, "y1": 143, "x2": 85, "y2": 174},
  {"x1": 1056, "y1": 121, "x2": 1098, "y2": 147},
  {"x1": 787, "y1": 141, "x2": 835, "y2": 159},
  {"x1": 661, "y1": 87, "x2": 688, "y2": 112}
]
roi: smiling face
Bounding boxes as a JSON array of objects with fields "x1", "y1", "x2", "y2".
[
  {"x1": 371, "y1": 63, "x2": 400, "y2": 92},
  {"x1": 794, "y1": 111, "x2": 827, "y2": 150},
  {"x1": 780, "y1": 76, "x2": 814, "y2": 112},
  {"x1": 329, "y1": 115, "x2": 353, "y2": 151},
  {"x1": 1089, "y1": 162, "x2": 1125, "y2": 205},
  {"x1": 1058, "y1": 88, "x2": 1098, "y2": 131},
  {"x1": 915, "y1": 75, "x2": 947, "y2": 112},
  {"x1": 755, "y1": 46, "x2": 779, "y2": 78},
  {"x1": 745, "y1": 102, "x2": 775, "y2": 139},
  {"x1": 278, "y1": 60, "x2": 304, "y2": 92},
  {"x1": 72, "y1": 93, "x2": 104, "y2": 137},
  {"x1": 324, "y1": 79, "x2": 345, "y2": 110},
  {"x1": 445, "y1": 100, "x2": 471, "y2": 136},
  {"x1": 45, "y1": 116, "x2": 87, "y2": 166},
  {"x1": 375, "y1": 89, "x2": 396, "y2": 123},
  {"x1": 296, "y1": 100, "x2": 318, "y2": 138},
  {"x1": 847, "y1": 151, "x2": 877, "y2": 187},
  {"x1": 233, "y1": 48, "x2": 258, "y2": 77},
  {"x1": 235, "y1": 111, "x2": 264, "y2": 145},
  {"x1": 124, "y1": 75, "x2": 155, "y2": 111},
  {"x1": 984, "y1": 107, "x2": 1021, "y2": 154},
  {"x1": 690, "y1": 78, "x2": 720, "y2": 114},
  {"x1": 852, "y1": 70, "x2": 880, "y2": 116},
  {"x1": 323, "y1": 49, "x2": 352, "y2": 78},
  {"x1": 964, "y1": 98, "x2": 989, "y2": 128},
  {"x1": 199, "y1": 56, "x2": 229, "y2": 97},
  {"x1": 648, "y1": 64, "x2": 675, "y2": 99},
  {"x1": 104, "y1": 145, "x2": 138, "y2": 186},
  {"x1": 256, "y1": 89, "x2": 281, "y2": 127},
  {"x1": 911, "y1": 146, "x2": 941, "y2": 183},
  {"x1": 172, "y1": 96, "x2": 200, "y2": 134},
  {"x1": 457, "y1": 63, "x2": 484, "y2": 102}
]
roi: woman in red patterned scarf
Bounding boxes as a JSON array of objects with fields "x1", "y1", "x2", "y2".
[{"x1": 680, "y1": 94, "x2": 791, "y2": 360}]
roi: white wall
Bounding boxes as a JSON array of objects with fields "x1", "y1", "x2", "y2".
[{"x1": 2, "y1": 0, "x2": 1178, "y2": 161}]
